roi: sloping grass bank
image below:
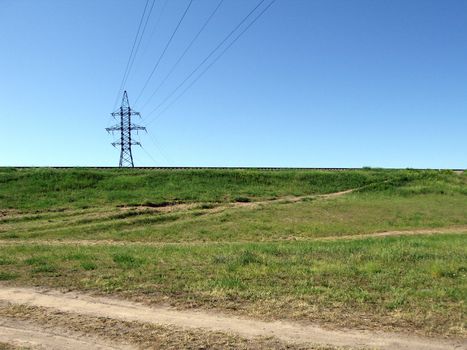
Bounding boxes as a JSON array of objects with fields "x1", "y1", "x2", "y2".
[
  {"x1": 1, "y1": 193, "x2": 466, "y2": 242},
  {"x1": 1, "y1": 168, "x2": 463, "y2": 211}
]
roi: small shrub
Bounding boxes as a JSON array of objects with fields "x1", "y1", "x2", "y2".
[
  {"x1": 25, "y1": 257, "x2": 47, "y2": 266},
  {"x1": 238, "y1": 250, "x2": 261, "y2": 265},
  {"x1": 112, "y1": 253, "x2": 142, "y2": 268},
  {"x1": 143, "y1": 201, "x2": 175, "y2": 208},
  {"x1": 65, "y1": 253, "x2": 88, "y2": 261},
  {"x1": 234, "y1": 196, "x2": 251, "y2": 203},
  {"x1": 215, "y1": 276, "x2": 245, "y2": 290},
  {"x1": 2, "y1": 233, "x2": 19, "y2": 239},
  {"x1": 199, "y1": 203, "x2": 216, "y2": 209},
  {"x1": 0, "y1": 272, "x2": 18, "y2": 280},
  {"x1": 212, "y1": 255, "x2": 229, "y2": 264},
  {"x1": 385, "y1": 294, "x2": 407, "y2": 310},
  {"x1": 32, "y1": 264, "x2": 57, "y2": 273},
  {"x1": 0, "y1": 257, "x2": 13, "y2": 265},
  {"x1": 81, "y1": 262, "x2": 97, "y2": 271}
]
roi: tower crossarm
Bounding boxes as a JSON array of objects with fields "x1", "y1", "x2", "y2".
[
  {"x1": 111, "y1": 110, "x2": 140, "y2": 117},
  {"x1": 111, "y1": 141, "x2": 142, "y2": 147},
  {"x1": 105, "y1": 125, "x2": 122, "y2": 133},
  {"x1": 130, "y1": 124, "x2": 146, "y2": 131}
]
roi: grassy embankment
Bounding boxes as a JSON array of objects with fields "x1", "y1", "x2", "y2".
[
  {"x1": 0, "y1": 168, "x2": 466, "y2": 336},
  {"x1": 0, "y1": 168, "x2": 465, "y2": 242}
]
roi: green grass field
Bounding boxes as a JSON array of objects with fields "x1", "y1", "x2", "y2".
[{"x1": 0, "y1": 168, "x2": 466, "y2": 337}]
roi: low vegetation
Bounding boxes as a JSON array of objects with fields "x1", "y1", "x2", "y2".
[
  {"x1": 1, "y1": 167, "x2": 464, "y2": 212},
  {"x1": 0, "y1": 168, "x2": 466, "y2": 338},
  {"x1": 1, "y1": 192, "x2": 466, "y2": 242},
  {"x1": 1, "y1": 234, "x2": 465, "y2": 336}
]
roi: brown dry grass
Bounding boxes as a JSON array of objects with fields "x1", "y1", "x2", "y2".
[
  {"x1": 0, "y1": 302, "x2": 341, "y2": 350},
  {"x1": 0, "y1": 343, "x2": 27, "y2": 350}
]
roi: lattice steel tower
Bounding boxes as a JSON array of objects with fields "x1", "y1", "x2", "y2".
[{"x1": 106, "y1": 91, "x2": 146, "y2": 167}]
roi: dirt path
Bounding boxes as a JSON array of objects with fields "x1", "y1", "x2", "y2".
[
  {"x1": 317, "y1": 226, "x2": 467, "y2": 241},
  {"x1": 0, "y1": 287, "x2": 463, "y2": 350},
  {"x1": 120, "y1": 188, "x2": 357, "y2": 212},
  {"x1": 232, "y1": 188, "x2": 356, "y2": 208},
  {"x1": 0, "y1": 186, "x2": 367, "y2": 238},
  {"x1": 0, "y1": 186, "x2": 355, "y2": 223},
  {"x1": 0, "y1": 226, "x2": 465, "y2": 247},
  {"x1": 0, "y1": 318, "x2": 134, "y2": 350}
]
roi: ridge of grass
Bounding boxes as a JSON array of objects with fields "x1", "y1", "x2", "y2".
[{"x1": 1, "y1": 168, "x2": 463, "y2": 212}]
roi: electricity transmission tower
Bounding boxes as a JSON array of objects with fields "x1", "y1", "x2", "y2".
[{"x1": 106, "y1": 91, "x2": 146, "y2": 167}]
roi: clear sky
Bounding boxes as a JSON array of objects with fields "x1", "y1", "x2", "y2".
[{"x1": 1, "y1": 0, "x2": 466, "y2": 168}]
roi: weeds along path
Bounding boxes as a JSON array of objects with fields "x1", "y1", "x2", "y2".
[
  {"x1": 0, "y1": 286, "x2": 463, "y2": 350},
  {"x1": 0, "y1": 318, "x2": 133, "y2": 350},
  {"x1": 0, "y1": 226, "x2": 465, "y2": 247}
]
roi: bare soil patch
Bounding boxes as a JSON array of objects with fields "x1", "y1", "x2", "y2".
[
  {"x1": 0, "y1": 318, "x2": 130, "y2": 350},
  {"x1": 0, "y1": 303, "x2": 323, "y2": 350}
]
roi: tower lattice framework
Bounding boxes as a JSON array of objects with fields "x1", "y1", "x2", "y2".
[{"x1": 106, "y1": 91, "x2": 146, "y2": 167}]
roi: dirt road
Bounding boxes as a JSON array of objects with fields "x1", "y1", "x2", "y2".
[
  {"x1": 0, "y1": 318, "x2": 133, "y2": 350},
  {"x1": 0, "y1": 226, "x2": 465, "y2": 247},
  {"x1": 0, "y1": 287, "x2": 464, "y2": 350}
]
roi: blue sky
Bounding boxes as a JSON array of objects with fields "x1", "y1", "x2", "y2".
[{"x1": 1, "y1": 0, "x2": 466, "y2": 168}]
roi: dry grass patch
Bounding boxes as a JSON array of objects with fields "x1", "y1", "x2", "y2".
[{"x1": 0, "y1": 303, "x2": 340, "y2": 350}]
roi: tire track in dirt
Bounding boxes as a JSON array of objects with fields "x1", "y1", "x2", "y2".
[
  {"x1": 0, "y1": 226, "x2": 465, "y2": 247},
  {"x1": 0, "y1": 318, "x2": 134, "y2": 350},
  {"x1": 0, "y1": 187, "x2": 356, "y2": 238},
  {"x1": 0, "y1": 287, "x2": 463, "y2": 350}
]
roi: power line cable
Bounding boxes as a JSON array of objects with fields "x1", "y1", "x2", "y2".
[
  {"x1": 136, "y1": 134, "x2": 160, "y2": 166},
  {"x1": 134, "y1": 0, "x2": 194, "y2": 105},
  {"x1": 146, "y1": 0, "x2": 277, "y2": 125},
  {"x1": 140, "y1": 0, "x2": 169, "y2": 58},
  {"x1": 120, "y1": 0, "x2": 158, "y2": 94},
  {"x1": 113, "y1": 0, "x2": 153, "y2": 109},
  {"x1": 141, "y1": 145, "x2": 159, "y2": 166},
  {"x1": 149, "y1": 134, "x2": 173, "y2": 164},
  {"x1": 136, "y1": 131, "x2": 172, "y2": 165},
  {"x1": 140, "y1": 0, "x2": 225, "y2": 111},
  {"x1": 143, "y1": 0, "x2": 268, "y2": 119}
]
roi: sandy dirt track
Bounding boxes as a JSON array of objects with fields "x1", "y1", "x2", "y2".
[
  {"x1": 0, "y1": 287, "x2": 464, "y2": 350},
  {"x1": 0, "y1": 226, "x2": 465, "y2": 247},
  {"x1": 0, "y1": 318, "x2": 134, "y2": 350}
]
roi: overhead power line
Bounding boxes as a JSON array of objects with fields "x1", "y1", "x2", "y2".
[
  {"x1": 134, "y1": 0, "x2": 194, "y2": 105},
  {"x1": 147, "y1": 0, "x2": 277, "y2": 124},
  {"x1": 144, "y1": 0, "x2": 276, "y2": 123},
  {"x1": 113, "y1": 0, "x2": 155, "y2": 110},
  {"x1": 140, "y1": 0, "x2": 225, "y2": 111},
  {"x1": 119, "y1": 0, "x2": 157, "y2": 95},
  {"x1": 140, "y1": 0, "x2": 170, "y2": 58}
]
